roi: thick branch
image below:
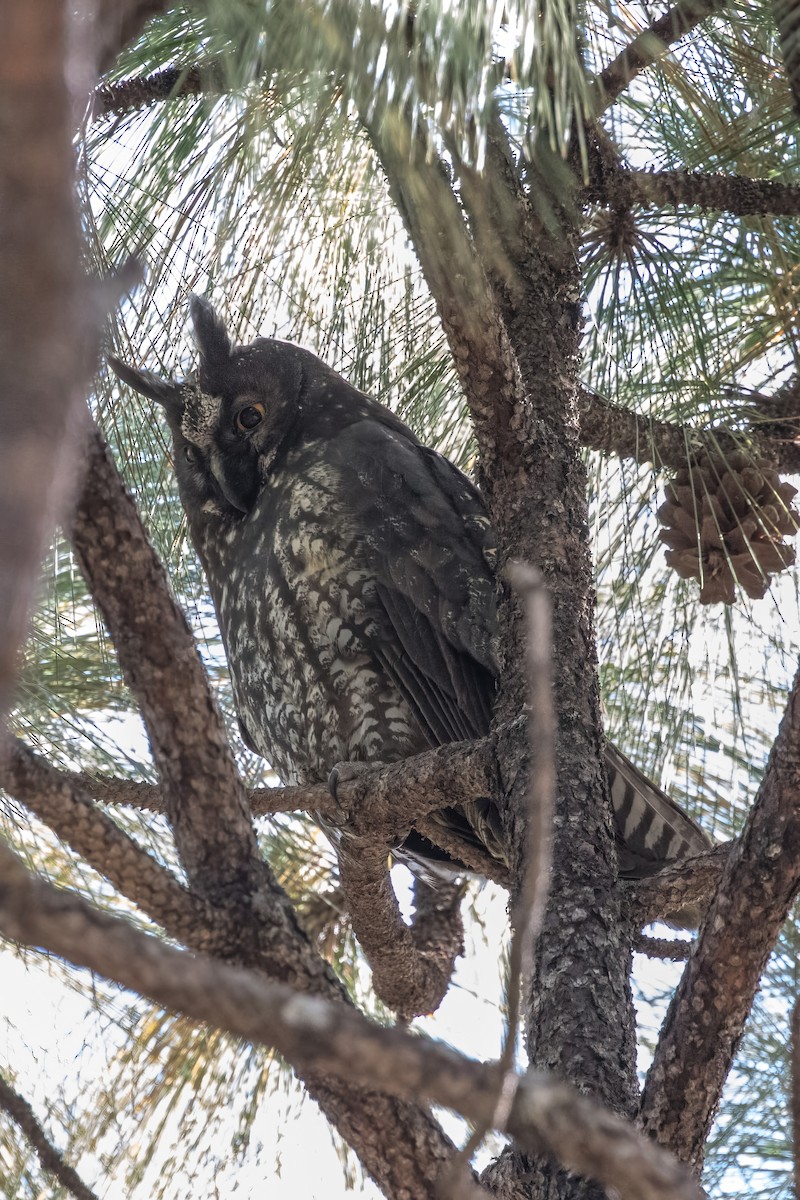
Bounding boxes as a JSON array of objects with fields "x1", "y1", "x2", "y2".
[
  {"x1": 640, "y1": 662, "x2": 800, "y2": 1169},
  {"x1": 591, "y1": 0, "x2": 730, "y2": 116},
  {"x1": 586, "y1": 166, "x2": 800, "y2": 219},
  {"x1": 0, "y1": 735, "x2": 208, "y2": 942},
  {"x1": 0, "y1": 1070, "x2": 98, "y2": 1200},
  {"x1": 623, "y1": 843, "x2": 730, "y2": 928},
  {"x1": 0, "y1": 841, "x2": 703, "y2": 1200},
  {"x1": 579, "y1": 388, "x2": 800, "y2": 475},
  {"x1": 35, "y1": 737, "x2": 506, "y2": 880}
]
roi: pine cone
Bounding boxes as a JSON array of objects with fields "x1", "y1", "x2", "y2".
[{"x1": 657, "y1": 451, "x2": 800, "y2": 604}]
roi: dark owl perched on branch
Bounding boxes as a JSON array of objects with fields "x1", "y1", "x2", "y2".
[{"x1": 110, "y1": 296, "x2": 710, "y2": 900}]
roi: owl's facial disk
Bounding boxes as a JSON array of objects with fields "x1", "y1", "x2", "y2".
[
  {"x1": 174, "y1": 386, "x2": 262, "y2": 515},
  {"x1": 109, "y1": 297, "x2": 307, "y2": 519}
]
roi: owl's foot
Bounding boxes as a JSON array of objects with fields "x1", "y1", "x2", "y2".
[{"x1": 328, "y1": 761, "x2": 373, "y2": 823}]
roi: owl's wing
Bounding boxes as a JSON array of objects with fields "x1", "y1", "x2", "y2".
[{"x1": 333, "y1": 418, "x2": 498, "y2": 749}]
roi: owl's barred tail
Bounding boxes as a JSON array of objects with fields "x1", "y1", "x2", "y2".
[{"x1": 604, "y1": 742, "x2": 711, "y2": 877}]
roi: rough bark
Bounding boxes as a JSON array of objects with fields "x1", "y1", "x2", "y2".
[
  {"x1": 640, "y1": 663, "x2": 800, "y2": 1169},
  {"x1": 336, "y1": 840, "x2": 465, "y2": 1019},
  {"x1": 461, "y1": 117, "x2": 640, "y2": 1131}
]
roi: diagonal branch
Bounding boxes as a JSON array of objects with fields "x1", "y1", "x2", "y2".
[
  {"x1": 66, "y1": 423, "x2": 461, "y2": 1195},
  {"x1": 0, "y1": 839, "x2": 703, "y2": 1200},
  {"x1": 591, "y1": 0, "x2": 730, "y2": 116},
  {"x1": 0, "y1": 1070, "x2": 98, "y2": 1200},
  {"x1": 640, "y1": 661, "x2": 800, "y2": 1169},
  {"x1": 0, "y1": 735, "x2": 208, "y2": 942}
]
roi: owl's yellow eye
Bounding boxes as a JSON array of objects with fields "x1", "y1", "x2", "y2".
[{"x1": 235, "y1": 402, "x2": 266, "y2": 433}]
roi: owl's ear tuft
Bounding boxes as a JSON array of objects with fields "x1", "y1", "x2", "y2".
[
  {"x1": 108, "y1": 355, "x2": 183, "y2": 418},
  {"x1": 189, "y1": 294, "x2": 232, "y2": 369}
]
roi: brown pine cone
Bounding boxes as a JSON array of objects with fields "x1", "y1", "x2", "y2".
[{"x1": 657, "y1": 450, "x2": 799, "y2": 604}]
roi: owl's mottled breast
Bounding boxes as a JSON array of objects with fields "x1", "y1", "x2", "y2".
[{"x1": 196, "y1": 438, "x2": 424, "y2": 785}]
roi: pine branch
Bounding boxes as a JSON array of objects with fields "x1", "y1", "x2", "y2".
[
  {"x1": 586, "y1": 165, "x2": 800, "y2": 219},
  {"x1": 0, "y1": 736, "x2": 206, "y2": 940},
  {"x1": 20, "y1": 738, "x2": 503, "y2": 876},
  {"x1": 93, "y1": 61, "x2": 224, "y2": 118},
  {"x1": 591, "y1": 0, "x2": 730, "y2": 115},
  {"x1": 579, "y1": 388, "x2": 800, "y2": 474},
  {"x1": 639, "y1": 661, "x2": 800, "y2": 1170},
  {"x1": 337, "y1": 837, "x2": 464, "y2": 1018},
  {"x1": 0, "y1": 1070, "x2": 98, "y2": 1200},
  {"x1": 0, "y1": 839, "x2": 704, "y2": 1200}
]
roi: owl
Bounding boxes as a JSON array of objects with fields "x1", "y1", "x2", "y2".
[{"x1": 109, "y1": 296, "x2": 710, "y2": 903}]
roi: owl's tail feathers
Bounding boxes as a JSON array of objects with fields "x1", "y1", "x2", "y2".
[{"x1": 605, "y1": 741, "x2": 713, "y2": 930}]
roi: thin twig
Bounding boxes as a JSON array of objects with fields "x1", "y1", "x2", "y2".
[
  {"x1": 0, "y1": 840, "x2": 703, "y2": 1200},
  {"x1": 445, "y1": 565, "x2": 555, "y2": 1193},
  {"x1": 0, "y1": 1070, "x2": 98, "y2": 1200}
]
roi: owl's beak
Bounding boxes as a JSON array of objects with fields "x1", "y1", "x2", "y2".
[{"x1": 209, "y1": 449, "x2": 257, "y2": 514}]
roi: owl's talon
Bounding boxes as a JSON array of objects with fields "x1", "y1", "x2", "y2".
[{"x1": 328, "y1": 766, "x2": 340, "y2": 804}]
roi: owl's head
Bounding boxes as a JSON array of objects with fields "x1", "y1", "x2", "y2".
[{"x1": 108, "y1": 296, "x2": 314, "y2": 516}]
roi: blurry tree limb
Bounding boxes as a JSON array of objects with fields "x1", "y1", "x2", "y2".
[
  {"x1": 792, "y1": 997, "x2": 800, "y2": 1198},
  {"x1": 640, "y1": 662, "x2": 800, "y2": 1170},
  {"x1": 0, "y1": 1070, "x2": 98, "y2": 1200},
  {"x1": 95, "y1": 0, "x2": 177, "y2": 74},
  {"x1": 0, "y1": 0, "x2": 90, "y2": 727},
  {"x1": 0, "y1": 840, "x2": 703, "y2": 1200}
]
